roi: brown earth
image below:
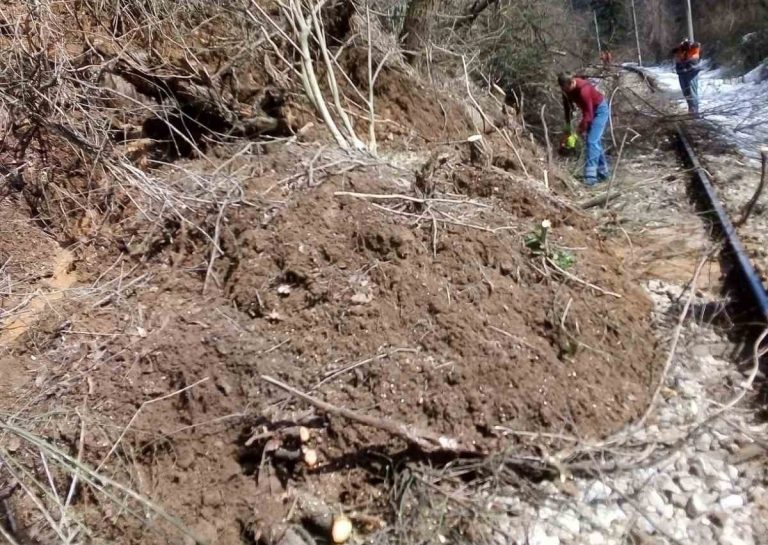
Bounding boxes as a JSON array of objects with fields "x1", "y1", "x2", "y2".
[
  {"x1": 0, "y1": 9, "x2": 663, "y2": 545},
  {"x1": 3, "y1": 143, "x2": 660, "y2": 544}
]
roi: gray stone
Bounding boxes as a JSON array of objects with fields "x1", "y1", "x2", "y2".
[
  {"x1": 707, "y1": 476, "x2": 734, "y2": 494},
  {"x1": 685, "y1": 399, "x2": 700, "y2": 418},
  {"x1": 657, "y1": 474, "x2": 682, "y2": 495},
  {"x1": 718, "y1": 526, "x2": 750, "y2": 545},
  {"x1": 584, "y1": 481, "x2": 612, "y2": 503},
  {"x1": 687, "y1": 493, "x2": 711, "y2": 518},
  {"x1": 695, "y1": 432, "x2": 714, "y2": 452},
  {"x1": 691, "y1": 344, "x2": 713, "y2": 358},
  {"x1": 643, "y1": 489, "x2": 667, "y2": 514},
  {"x1": 747, "y1": 485, "x2": 766, "y2": 502},
  {"x1": 691, "y1": 457, "x2": 718, "y2": 478},
  {"x1": 591, "y1": 504, "x2": 627, "y2": 530},
  {"x1": 679, "y1": 476, "x2": 701, "y2": 492},
  {"x1": 718, "y1": 495, "x2": 745, "y2": 510},
  {"x1": 528, "y1": 524, "x2": 560, "y2": 545},
  {"x1": 671, "y1": 493, "x2": 688, "y2": 508},
  {"x1": 688, "y1": 522, "x2": 716, "y2": 544},
  {"x1": 676, "y1": 455, "x2": 691, "y2": 473},
  {"x1": 709, "y1": 511, "x2": 729, "y2": 528},
  {"x1": 538, "y1": 506, "x2": 556, "y2": 520},
  {"x1": 658, "y1": 502, "x2": 675, "y2": 519},
  {"x1": 726, "y1": 465, "x2": 740, "y2": 481},
  {"x1": 556, "y1": 511, "x2": 580, "y2": 535}
]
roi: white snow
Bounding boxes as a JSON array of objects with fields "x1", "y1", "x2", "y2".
[{"x1": 626, "y1": 62, "x2": 768, "y2": 162}]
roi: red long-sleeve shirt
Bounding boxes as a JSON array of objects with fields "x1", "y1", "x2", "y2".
[{"x1": 562, "y1": 78, "x2": 605, "y2": 135}]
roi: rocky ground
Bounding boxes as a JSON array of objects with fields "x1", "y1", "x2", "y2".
[{"x1": 492, "y1": 281, "x2": 768, "y2": 545}]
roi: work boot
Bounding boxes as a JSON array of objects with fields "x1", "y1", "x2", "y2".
[
  {"x1": 584, "y1": 178, "x2": 598, "y2": 187},
  {"x1": 598, "y1": 171, "x2": 610, "y2": 182}
]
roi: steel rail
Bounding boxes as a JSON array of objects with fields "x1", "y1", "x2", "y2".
[{"x1": 676, "y1": 126, "x2": 768, "y2": 322}]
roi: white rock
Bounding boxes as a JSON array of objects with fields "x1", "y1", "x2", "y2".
[
  {"x1": 659, "y1": 502, "x2": 675, "y2": 519},
  {"x1": 591, "y1": 504, "x2": 627, "y2": 530},
  {"x1": 586, "y1": 532, "x2": 605, "y2": 545},
  {"x1": 695, "y1": 433, "x2": 714, "y2": 452},
  {"x1": 584, "y1": 482, "x2": 612, "y2": 503},
  {"x1": 726, "y1": 465, "x2": 740, "y2": 481},
  {"x1": 687, "y1": 493, "x2": 711, "y2": 518},
  {"x1": 685, "y1": 399, "x2": 700, "y2": 418},
  {"x1": 538, "y1": 506, "x2": 556, "y2": 520},
  {"x1": 556, "y1": 511, "x2": 580, "y2": 535},
  {"x1": 679, "y1": 476, "x2": 701, "y2": 492},
  {"x1": 637, "y1": 514, "x2": 658, "y2": 535},
  {"x1": 708, "y1": 476, "x2": 734, "y2": 493},
  {"x1": 718, "y1": 495, "x2": 745, "y2": 510},
  {"x1": 643, "y1": 489, "x2": 667, "y2": 513},
  {"x1": 671, "y1": 493, "x2": 688, "y2": 508},
  {"x1": 676, "y1": 380, "x2": 698, "y2": 399},
  {"x1": 528, "y1": 524, "x2": 560, "y2": 545},
  {"x1": 657, "y1": 474, "x2": 683, "y2": 495},
  {"x1": 689, "y1": 522, "x2": 716, "y2": 543},
  {"x1": 719, "y1": 526, "x2": 750, "y2": 545},
  {"x1": 690, "y1": 457, "x2": 718, "y2": 478},
  {"x1": 709, "y1": 458, "x2": 726, "y2": 472},
  {"x1": 748, "y1": 486, "x2": 766, "y2": 502}
]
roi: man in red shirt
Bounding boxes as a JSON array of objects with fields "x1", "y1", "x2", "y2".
[{"x1": 558, "y1": 73, "x2": 610, "y2": 186}]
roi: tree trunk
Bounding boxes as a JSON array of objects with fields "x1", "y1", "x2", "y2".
[{"x1": 400, "y1": 0, "x2": 440, "y2": 63}]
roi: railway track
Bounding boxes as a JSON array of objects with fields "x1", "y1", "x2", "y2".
[
  {"x1": 621, "y1": 64, "x2": 768, "y2": 325},
  {"x1": 677, "y1": 127, "x2": 768, "y2": 324}
]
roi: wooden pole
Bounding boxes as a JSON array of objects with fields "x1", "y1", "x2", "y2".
[
  {"x1": 630, "y1": 0, "x2": 643, "y2": 66},
  {"x1": 685, "y1": 0, "x2": 695, "y2": 41},
  {"x1": 593, "y1": 10, "x2": 602, "y2": 55}
]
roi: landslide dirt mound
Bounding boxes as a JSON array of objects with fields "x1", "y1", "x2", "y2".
[
  {"x1": 224, "y1": 162, "x2": 658, "y2": 445},
  {"x1": 3, "y1": 142, "x2": 661, "y2": 544},
  {"x1": 0, "y1": 6, "x2": 661, "y2": 542}
]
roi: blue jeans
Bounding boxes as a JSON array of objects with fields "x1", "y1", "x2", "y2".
[
  {"x1": 585, "y1": 101, "x2": 610, "y2": 185},
  {"x1": 678, "y1": 71, "x2": 700, "y2": 113}
]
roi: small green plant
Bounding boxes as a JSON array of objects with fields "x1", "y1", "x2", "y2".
[
  {"x1": 524, "y1": 219, "x2": 575, "y2": 270},
  {"x1": 523, "y1": 219, "x2": 550, "y2": 254},
  {"x1": 551, "y1": 249, "x2": 575, "y2": 270}
]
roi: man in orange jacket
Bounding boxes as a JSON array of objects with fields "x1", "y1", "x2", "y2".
[{"x1": 672, "y1": 39, "x2": 702, "y2": 115}]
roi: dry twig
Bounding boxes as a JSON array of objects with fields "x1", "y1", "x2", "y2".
[{"x1": 262, "y1": 375, "x2": 476, "y2": 454}]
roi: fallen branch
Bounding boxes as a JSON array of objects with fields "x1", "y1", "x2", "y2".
[
  {"x1": 579, "y1": 190, "x2": 621, "y2": 210},
  {"x1": 545, "y1": 258, "x2": 622, "y2": 298},
  {"x1": 261, "y1": 375, "x2": 476, "y2": 454},
  {"x1": 334, "y1": 191, "x2": 489, "y2": 207}
]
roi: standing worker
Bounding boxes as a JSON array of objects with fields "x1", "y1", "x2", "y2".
[
  {"x1": 672, "y1": 39, "x2": 702, "y2": 116},
  {"x1": 558, "y1": 73, "x2": 610, "y2": 187}
]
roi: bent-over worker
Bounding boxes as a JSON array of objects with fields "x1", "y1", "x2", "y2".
[
  {"x1": 672, "y1": 38, "x2": 702, "y2": 115},
  {"x1": 558, "y1": 73, "x2": 610, "y2": 186}
]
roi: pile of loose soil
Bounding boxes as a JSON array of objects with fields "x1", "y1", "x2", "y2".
[
  {"x1": 0, "y1": 18, "x2": 661, "y2": 541},
  {"x1": 3, "y1": 139, "x2": 662, "y2": 543}
]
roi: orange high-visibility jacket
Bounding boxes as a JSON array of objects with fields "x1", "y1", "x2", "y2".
[{"x1": 673, "y1": 41, "x2": 702, "y2": 75}]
